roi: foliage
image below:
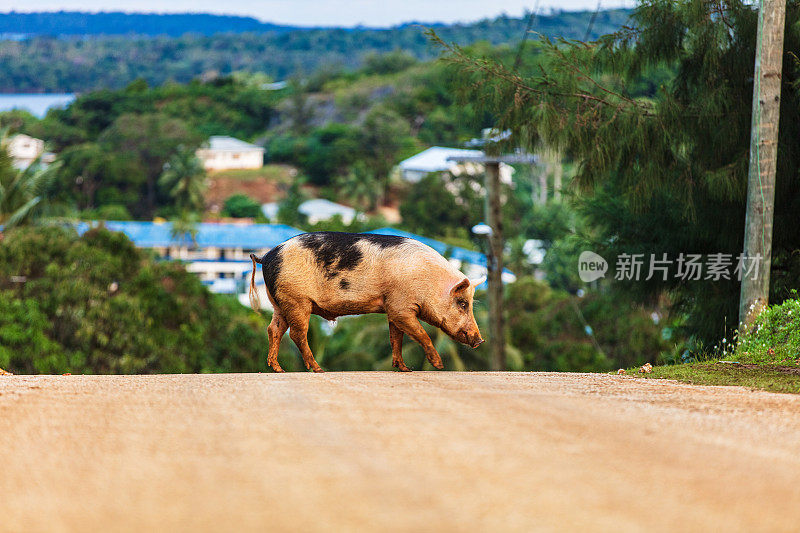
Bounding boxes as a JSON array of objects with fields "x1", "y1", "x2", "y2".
[
  {"x1": 506, "y1": 277, "x2": 670, "y2": 371},
  {"x1": 632, "y1": 363, "x2": 800, "y2": 394},
  {"x1": 334, "y1": 161, "x2": 381, "y2": 211},
  {"x1": 159, "y1": 147, "x2": 207, "y2": 213},
  {"x1": 98, "y1": 113, "x2": 202, "y2": 218},
  {"x1": 735, "y1": 296, "x2": 800, "y2": 365},
  {"x1": 399, "y1": 173, "x2": 483, "y2": 236},
  {"x1": 29, "y1": 78, "x2": 276, "y2": 148},
  {"x1": 442, "y1": 0, "x2": 800, "y2": 344},
  {"x1": 0, "y1": 10, "x2": 633, "y2": 92},
  {"x1": 362, "y1": 51, "x2": 418, "y2": 75},
  {"x1": 81, "y1": 204, "x2": 133, "y2": 221},
  {"x1": 222, "y1": 193, "x2": 262, "y2": 219},
  {"x1": 268, "y1": 123, "x2": 361, "y2": 186},
  {"x1": 0, "y1": 226, "x2": 268, "y2": 374},
  {"x1": 276, "y1": 183, "x2": 309, "y2": 226},
  {"x1": 0, "y1": 137, "x2": 60, "y2": 228}
]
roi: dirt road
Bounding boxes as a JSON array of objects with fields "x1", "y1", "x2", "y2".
[{"x1": 1, "y1": 372, "x2": 799, "y2": 532}]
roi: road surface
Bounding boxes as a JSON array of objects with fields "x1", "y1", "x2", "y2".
[{"x1": 1, "y1": 372, "x2": 799, "y2": 532}]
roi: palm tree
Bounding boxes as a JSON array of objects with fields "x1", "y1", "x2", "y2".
[
  {"x1": 336, "y1": 161, "x2": 381, "y2": 212},
  {"x1": 159, "y1": 147, "x2": 207, "y2": 213},
  {"x1": 169, "y1": 210, "x2": 201, "y2": 249},
  {"x1": 0, "y1": 134, "x2": 60, "y2": 229}
]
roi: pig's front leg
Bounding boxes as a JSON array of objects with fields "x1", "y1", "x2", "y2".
[
  {"x1": 390, "y1": 315, "x2": 444, "y2": 370},
  {"x1": 388, "y1": 320, "x2": 411, "y2": 372}
]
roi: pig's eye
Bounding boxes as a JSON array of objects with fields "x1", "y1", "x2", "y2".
[{"x1": 455, "y1": 298, "x2": 468, "y2": 310}]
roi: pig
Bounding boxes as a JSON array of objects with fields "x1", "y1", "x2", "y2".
[{"x1": 248, "y1": 231, "x2": 485, "y2": 372}]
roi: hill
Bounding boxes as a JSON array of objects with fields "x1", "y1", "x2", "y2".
[{"x1": 0, "y1": 9, "x2": 632, "y2": 93}]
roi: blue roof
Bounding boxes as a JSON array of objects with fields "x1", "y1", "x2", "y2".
[
  {"x1": 76, "y1": 221, "x2": 303, "y2": 249},
  {"x1": 68, "y1": 222, "x2": 513, "y2": 279},
  {"x1": 365, "y1": 227, "x2": 514, "y2": 276}
]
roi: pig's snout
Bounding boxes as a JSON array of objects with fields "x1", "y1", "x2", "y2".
[{"x1": 459, "y1": 328, "x2": 484, "y2": 349}]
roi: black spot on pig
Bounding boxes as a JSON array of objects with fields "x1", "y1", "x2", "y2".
[
  {"x1": 339, "y1": 279, "x2": 350, "y2": 290},
  {"x1": 260, "y1": 244, "x2": 284, "y2": 303},
  {"x1": 299, "y1": 232, "x2": 407, "y2": 278}
]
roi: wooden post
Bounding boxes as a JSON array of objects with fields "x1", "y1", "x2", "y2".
[
  {"x1": 486, "y1": 161, "x2": 505, "y2": 371},
  {"x1": 739, "y1": 0, "x2": 786, "y2": 327}
]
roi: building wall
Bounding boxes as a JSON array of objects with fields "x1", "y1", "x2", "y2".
[
  {"x1": 9, "y1": 134, "x2": 45, "y2": 168},
  {"x1": 196, "y1": 148, "x2": 264, "y2": 170}
]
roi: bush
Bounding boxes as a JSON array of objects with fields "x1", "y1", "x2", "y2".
[
  {"x1": 222, "y1": 194, "x2": 262, "y2": 218},
  {"x1": 506, "y1": 277, "x2": 670, "y2": 371},
  {"x1": 0, "y1": 225, "x2": 267, "y2": 374},
  {"x1": 735, "y1": 296, "x2": 800, "y2": 365}
]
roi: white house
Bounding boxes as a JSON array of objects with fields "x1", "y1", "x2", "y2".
[
  {"x1": 196, "y1": 136, "x2": 265, "y2": 171},
  {"x1": 398, "y1": 146, "x2": 514, "y2": 184},
  {"x1": 262, "y1": 198, "x2": 361, "y2": 225},
  {"x1": 8, "y1": 133, "x2": 56, "y2": 169}
]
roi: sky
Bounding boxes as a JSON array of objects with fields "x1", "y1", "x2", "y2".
[{"x1": 3, "y1": 0, "x2": 636, "y2": 27}]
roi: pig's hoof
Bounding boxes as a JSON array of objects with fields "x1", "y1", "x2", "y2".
[
  {"x1": 432, "y1": 361, "x2": 444, "y2": 370},
  {"x1": 392, "y1": 360, "x2": 412, "y2": 372},
  {"x1": 270, "y1": 364, "x2": 285, "y2": 373},
  {"x1": 312, "y1": 366, "x2": 325, "y2": 373}
]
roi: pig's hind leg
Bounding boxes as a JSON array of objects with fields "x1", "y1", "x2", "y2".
[
  {"x1": 267, "y1": 310, "x2": 289, "y2": 372},
  {"x1": 285, "y1": 302, "x2": 324, "y2": 372},
  {"x1": 388, "y1": 320, "x2": 411, "y2": 372},
  {"x1": 389, "y1": 315, "x2": 444, "y2": 370}
]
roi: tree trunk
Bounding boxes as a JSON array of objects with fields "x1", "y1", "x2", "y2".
[
  {"x1": 552, "y1": 150, "x2": 562, "y2": 201},
  {"x1": 538, "y1": 162, "x2": 548, "y2": 205},
  {"x1": 739, "y1": 0, "x2": 786, "y2": 328},
  {"x1": 486, "y1": 162, "x2": 505, "y2": 371}
]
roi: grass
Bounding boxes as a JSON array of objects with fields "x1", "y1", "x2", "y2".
[
  {"x1": 208, "y1": 165, "x2": 295, "y2": 182},
  {"x1": 626, "y1": 362, "x2": 800, "y2": 394}
]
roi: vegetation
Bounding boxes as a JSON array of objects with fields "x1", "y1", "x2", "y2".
[
  {"x1": 735, "y1": 295, "x2": 800, "y2": 365},
  {"x1": 0, "y1": 226, "x2": 268, "y2": 374},
  {"x1": 222, "y1": 194, "x2": 262, "y2": 219},
  {"x1": 443, "y1": 0, "x2": 800, "y2": 345},
  {"x1": 630, "y1": 363, "x2": 800, "y2": 395},
  {"x1": 0, "y1": 10, "x2": 632, "y2": 92},
  {"x1": 0, "y1": 134, "x2": 60, "y2": 228}
]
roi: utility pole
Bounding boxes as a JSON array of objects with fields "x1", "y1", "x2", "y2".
[
  {"x1": 485, "y1": 161, "x2": 505, "y2": 371},
  {"x1": 449, "y1": 151, "x2": 535, "y2": 371},
  {"x1": 739, "y1": 0, "x2": 786, "y2": 328}
]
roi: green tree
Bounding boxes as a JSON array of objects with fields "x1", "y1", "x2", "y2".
[
  {"x1": 0, "y1": 225, "x2": 268, "y2": 374},
  {"x1": 99, "y1": 113, "x2": 201, "y2": 217},
  {"x1": 0, "y1": 136, "x2": 60, "y2": 228},
  {"x1": 360, "y1": 105, "x2": 416, "y2": 196},
  {"x1": 222, "y1": 193, "x2": 262, "y2": 218},
  {"x1": 442, "y1": 0, "x2": 800, "y2": 343},
  {"x1": 335, "y1": 161, "x2": 381, "y2": 211},
  {"x1": 159, "y1": 147, "x2": 207, "y2": 213},
  {"x1": 399, "y1": 173, "x2": 482, "y2": 237},
  {"x1": 277, "y1": 182, "x2": 309, "y2": 226}
]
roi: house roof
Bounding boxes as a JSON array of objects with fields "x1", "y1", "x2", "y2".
[
  {"x1": 262, "y1": 199, "x2": 358, "y2": 220},
  {"x1": 299, "y1": 199, "x2": 357, "y2": 218},
  {"x1": 65, "y1": 221, "x2": 514, "y2": 280},
  {"x1": 398, "y1": 147, "x2": 485, "y2": 173},
  {"x1": 204, "y1": 135, "x2": 264, "y2": 153},
  {"x1": 76, "y1": 221, "x2": 302, "y2": 249}
]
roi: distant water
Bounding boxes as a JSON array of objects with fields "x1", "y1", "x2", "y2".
[{"x1": 0, "y1": 93, "x2": 75, "y2": 118}]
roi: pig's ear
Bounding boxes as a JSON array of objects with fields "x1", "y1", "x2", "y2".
[
  {"x1": 450, "y1": 278, "x2": 470, "y2": 296},
  {"x1": 469, "y1": 275, "x2": 487, "y2": 287}
]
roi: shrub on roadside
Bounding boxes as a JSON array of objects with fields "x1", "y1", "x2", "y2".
[
  {"x1": 0, "y1": 225, "x2": 267, "y2": 374},
  {"x1": 735, "y1": 296, "x2": 800, "y2": 365}
]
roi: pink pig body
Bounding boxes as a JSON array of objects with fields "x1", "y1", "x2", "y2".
[{"x1": 249, "y1": 232, "x2": 484, "y2": 372}]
